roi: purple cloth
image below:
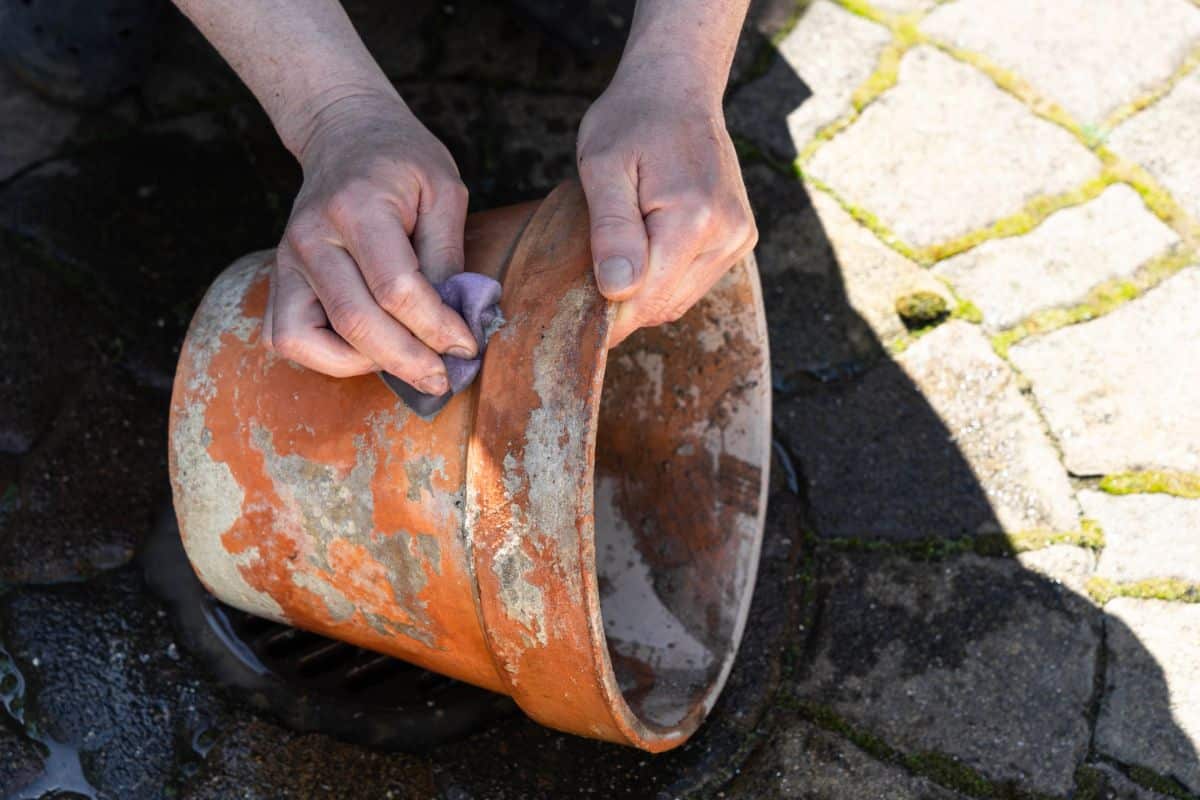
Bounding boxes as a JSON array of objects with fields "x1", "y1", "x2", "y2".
[{"x1": 378, "y1": 272, "x2": 504, "y2": 419}]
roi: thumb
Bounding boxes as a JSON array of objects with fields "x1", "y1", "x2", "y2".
[{"x1": 580, "y1": 162, "x2": 649, "y2": 302}]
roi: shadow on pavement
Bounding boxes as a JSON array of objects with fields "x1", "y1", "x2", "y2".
[{"x1": 0, "y1": 1, "x2": 1194, "y2": 798}]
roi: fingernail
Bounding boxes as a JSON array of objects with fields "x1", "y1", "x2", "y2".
[
  {"x1": 597, "y1": 256, "x2": 635, "y2": 294},
  {"x1": 418, "y1": 374, "x2": 449, "y2": 395},
  {"x1": 447, "y1": 344, "x2": 476, "y2": 360}
]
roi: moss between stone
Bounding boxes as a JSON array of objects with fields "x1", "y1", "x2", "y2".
[
  {"x1": 1072, "y1": 766, "x2": 1104, "y2": 800},
  {"x1": 794, "y1": 701, "x2": 1057, "y2": 799},
  {"x1": 1100, "y1": 470, "x2": 1200, "y2": 499},
  {"x1": 1124, "y1": 763, "x2": 1199, "y2": 800},
  {"x1": 1099, "y1": 44, "x2": 1200, "y2": 136},
  {"x1": 1087, "y1": 577, "x2": 1200, "y2": 606},
  {"x1": 916, "y1": 173, "x2": 1116, "y2": 265},
  {"x1": 802, "y1": 175, "x2": 922, "y2": 261},
  {"x1": 989, "y1": 242, "x2": 1195, "y2": 358},
  {"x1": 814, "y1": 520, "x2": 1103, "y2": 561}
]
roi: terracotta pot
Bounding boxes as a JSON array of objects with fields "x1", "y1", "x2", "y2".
[{"x1": 168, "y1": 181, "x2": 771, "y2": 751}]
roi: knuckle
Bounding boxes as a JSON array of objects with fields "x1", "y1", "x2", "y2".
[
  {"x1": 285, "y1": 212, "x2": 325, "y2": 259},
  {"x1": 326, "y1": 181, "x2": 374, "y2": 226},
  {"x1": 440, "y1": 178, "x2": 469, "y2": 209},
  {"x1": 591, "y1": 212, "x2": 641, "y2": 232},
  {"x1": 271, "y1": 330, "x2": 305, "y2": 362},
  {"x1": 325, "y1": 299, "x2": 373, "y2": 343},
  {"x1": 373, "y1": 273, "x2": 418, "y2": 316}
]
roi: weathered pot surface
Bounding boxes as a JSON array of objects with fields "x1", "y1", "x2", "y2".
[{"x1": 168, "y1": 181, "x2": 771, "y2": 751}]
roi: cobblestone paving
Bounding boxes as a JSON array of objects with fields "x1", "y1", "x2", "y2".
[{"x1": 1, "y1": 0, "x2": 1199, "y2": 798}]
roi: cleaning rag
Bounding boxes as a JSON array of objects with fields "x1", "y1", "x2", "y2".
[{"x1": 378, "y1": 272, "x2": 504, "y2": 418}]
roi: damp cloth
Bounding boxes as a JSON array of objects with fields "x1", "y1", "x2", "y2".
[{"x1": 378, "y1": 272, "x2": 505, "y2": 419}]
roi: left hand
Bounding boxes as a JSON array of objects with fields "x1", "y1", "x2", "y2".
[{"x1": 576, "y1": 58, "x2": 757, "y2": 346}]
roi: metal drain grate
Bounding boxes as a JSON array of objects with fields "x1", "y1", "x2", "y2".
[{"x1": 143, "y1": 509, "x2": 514, "y2": 751}]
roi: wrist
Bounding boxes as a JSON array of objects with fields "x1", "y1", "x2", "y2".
[
  {"x1": 278, "y1": 82, "x2": 408, "y2": 163},
  {"x1": 612, "y1": 0, "x2": 748, "y2": 105},
  {"x1": 610, "y1": 50, "x2": 727, "y2": 109}
]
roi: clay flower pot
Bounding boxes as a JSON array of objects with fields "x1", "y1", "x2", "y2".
[{"x1": 168, "y1": 181, "x2": 771, "y2": 751}]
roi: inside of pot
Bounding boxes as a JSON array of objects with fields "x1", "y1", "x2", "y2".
[{"x1": 593, "y1": 258, "x2": 770, "y2": 731}]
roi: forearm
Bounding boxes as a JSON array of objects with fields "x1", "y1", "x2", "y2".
[
  {"x1": 616, "y1": 0, "x2": 751, "y2": 103},
  {"x1": 171, "y1": 0, "x2": 399, "y2": 157}
]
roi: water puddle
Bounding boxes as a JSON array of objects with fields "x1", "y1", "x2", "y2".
[{"x1": 0, "y1": 642, "x2": 98, "y2": 800}]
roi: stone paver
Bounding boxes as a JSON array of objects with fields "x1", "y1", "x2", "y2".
[
  {"x1": 921, "y1": 0, "x2": 1200, "y2": 124},
  {"x1": 0, "y1": 67, "x2": 78, "y2": 182},
  {"x1": 727, "y1": 0, "x2": 892, "y2": 158},
  {"x1": 795, "y1": 552, "x2": 1099, "y2": 796},
  {"x1": 728, "y1": 717, "x2": 970, "y2": 799},
  {"x1": 935, "y1": 184, "x2": 1179, "y2": 329},
  {"x1": 779, "y1": 321, "x2": 1079, "y2": 540},
  {"x1": 1097, "y1": 599, "x2": 1200, "y2": 794},
  {"x1": 1110, "y1": 68, "x2": 1200, "y2": 224},
  {"x1": 1083, "y1": 491, "x2": 1200, "y2": 585},
  {"x1": 1010, "y1": 268, "x2": 1200, "y2": 475},
  {"x1": 806, "y1": 46, "x2": 1100, "y2": 249},
  {"x1": 1017, "y1": 544, "x2": 1097, "y2": 597}
]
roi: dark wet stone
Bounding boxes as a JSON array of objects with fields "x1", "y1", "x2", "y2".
[
  {"x1": 0, "y1": 117, "x2": 278, "y2": 384},
  {"x1": 398, "y1": 81, "x2": 588, "y2": 210},
  {"x1": 0, "y1": 236, "x2": 108, "y2": 456},
  {"x1": 775, "y1": 356, "x2": 1002, "y2": 542},
  {"x1": 434, "y1": 0, "x2": 620, "y2": 93},
  {"x1": 475, "y1": 90, "x2": 589, "y2": 205},
  {"x1": 727, "y1": 717, "x2": 970, "y2": 799},
  {"x1": 139, "y1": 6, "x2": 253, "y2": 119},
  {"x1": 0, "y1": 366, "x2": 165, "y2": 584},
  {"x1": 0, "y1": 569, "x2": 231, "y2": 800},
  {"x1": 0, "y1": 721, "x2": 45, "y2": 798},
  {"x1": 793, "y1": 552, "x2": 1099, "y2": 797},
  {"x1": 181, "y1": 715, "x2": 435, "y2": 800}
]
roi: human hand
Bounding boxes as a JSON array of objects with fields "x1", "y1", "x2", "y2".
[
  {"x1": 262, "y1": 93, "x2": 477, "y2": 393},
  {"x1": 576, "y1": 58, "x2": 757, "y2": 346}
]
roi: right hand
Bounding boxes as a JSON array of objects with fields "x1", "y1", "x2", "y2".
[{"x1": 262, "y1": 92, "x2": 478, "y2": 395}]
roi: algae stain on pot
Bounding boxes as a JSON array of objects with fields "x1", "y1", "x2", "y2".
[
  {"x1": 171, "y1": 254, "x2": 285, "y2": 622},
  {"x1": 487, "y1": 285, "x2": 597, "y2": 652},
  {"x1": 249, "y1": 424, "x2": 440, "y2": 645}
]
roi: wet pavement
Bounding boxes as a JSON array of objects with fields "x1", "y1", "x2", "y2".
[{"x1": 3, "y1": 0, "x2": 1200, "y2": 798}]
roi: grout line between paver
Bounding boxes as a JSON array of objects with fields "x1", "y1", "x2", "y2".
[
  {"x1": 990, "y1": 242, "x2": 1196, "y2": 357},
  {"x1": 1098, "y1": 42, "x2": 1200, "y2": 136},
  {"x1": 1098, "y1": 471, "x2": 1200, "y2": 499},
  {"x1": 1087, "y1": 576, "x2": 1200, "y2": 606}
]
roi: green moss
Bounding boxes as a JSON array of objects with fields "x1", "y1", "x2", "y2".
[
  {"x1": 905, "y1": 752, "x2": 995, "y2": 797},
  {"x1": 1087, "y1": 577, "x2": 1200, "y2": 605},
  {"x1": 795, "y1": 702, "x2": 1055, "y2": 799},
  {"x1": 989, "y1": 242, "x2": 1194, "y2": 357},
  {"x1": 818, "y1": 522, "x2": 1103, "y2": 561},
  {"x1": 927, "y1": 41, "x2": 1083, "y2": 138},
  {"x1": 895, "y1": 290, "x2": 950, "y2": 329},
  {"x1": 1125, "y1": 764, "x2": 1198, "y2": 800},
  {"x1": 917, "y1": 174, "x2": 1114, "y2": 265},
  {"x1": 1100, "y1": 44, "x2": 1200, "y2": 136},
  {"x1": 1072, "y1": 766, "x2": 1103, "y2": 800},
  {"x1": 952, "y1": 298, "x2": 984, "y2": 324},
  {"x1": 802, "y1": 176, "x2": 922, "y2": 262},
  {"x1": 1100, "y1": 470, "x2": 1200, "y2": 499}
]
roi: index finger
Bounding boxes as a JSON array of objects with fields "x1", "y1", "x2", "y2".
[{"x1": 342, "y1": 207, "x2": 478, "y2": 359}]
